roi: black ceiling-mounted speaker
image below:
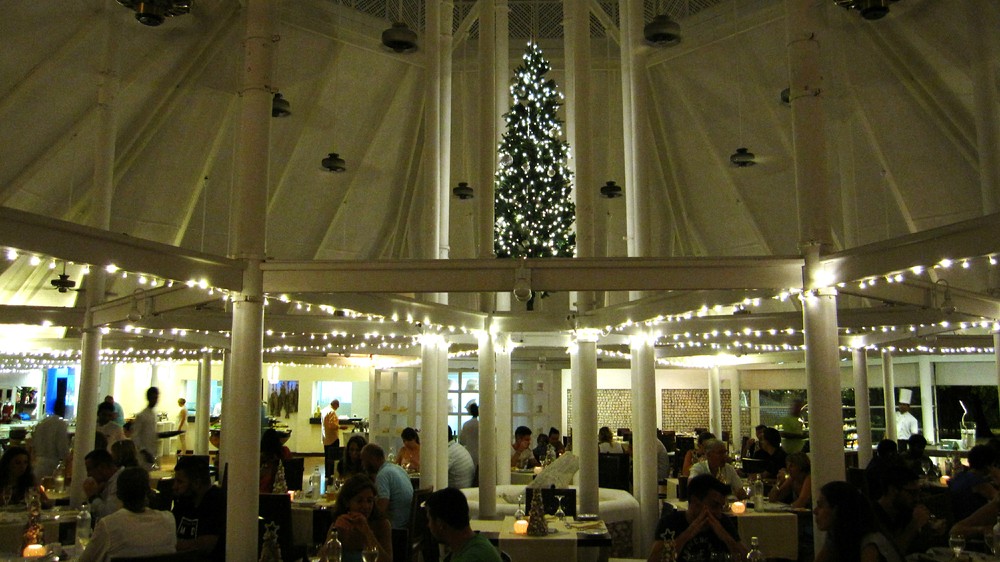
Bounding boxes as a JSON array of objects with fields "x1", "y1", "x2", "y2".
[
  {"x1": 600, "y1": 181, "x2": 623, "y2": 198},
  {"x1": 322, "y1": 153, "x2": 346, "y2": 172},
  {"x1": 116, "y1": 0, "x2": 191, "y2": 26},
  {"x1": 382, "y1": 22, "x2": 418, "y2": 53},
  {"x1": 644, "y1": 14, "x2": 681, "y2": 46},
  {"x1": 453, "y1": 182, "x2": 473, "y2": 199},
  {"x1": 730, "y1": 147, "x2": 757, "y2": 167},
  {"x1": 858, "y1": 0, "x2": 890, "y2": 20}
]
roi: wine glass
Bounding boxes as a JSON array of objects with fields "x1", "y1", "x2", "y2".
[
  {"x1": 514, "y1": 494, "x2": 525, "y2": 519},
  {"x1": 554, "y1": 495, "x2": 566, "y2": 520},
  {"x1": 949, "y1": 533, "x2": 965, "y2": 559},
  {"x1": 1, "y1": 486, "x2": 12, "y2": 509},
  {"x1": 362, "y1": 546, "x2": 379, "y2": 562}
]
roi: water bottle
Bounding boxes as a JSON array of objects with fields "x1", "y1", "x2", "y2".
[
  {"x1": 752, "y1": 477, "x2": 765, "y2": 510},
  {"x1": 76, "y1": 503, "x2": 92, "y2": 549},
  {"x1": 324, "y1": 528, "x2": 342, "y2": 562},
  {"x1": 747, "y1": 536, "x2": 765, "y2": 562},
  {"x1": 308, "y1": 467, "x2": 322, "y2": 500},
  {"x1": 53, "y1": 461, "x2": 65, "y2": 493}
]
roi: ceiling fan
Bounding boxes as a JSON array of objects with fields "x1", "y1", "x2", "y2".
[{"x1": 50, "y1": 266, "x2": 77, "y2": 293}]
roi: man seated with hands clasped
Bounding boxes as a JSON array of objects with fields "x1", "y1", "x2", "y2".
[{"x1": 648, "y1": 475, "x2": 747, "y2": 562}]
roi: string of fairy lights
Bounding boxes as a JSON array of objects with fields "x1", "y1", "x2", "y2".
[{"x1": 2, "y1": 241, "x2": 1000, "y2": 370}]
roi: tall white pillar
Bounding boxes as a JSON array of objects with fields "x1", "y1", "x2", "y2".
[
  {"x1": 196, "y1": 352, "x2": 212, "y2": 455},
  {"x1": 225, "y1": 0, "x2": 274, "y2": 556},
  {"x1": 72, "y1": 310, "x2": 103, "y2": 507},
  {"x1": 572, "y1": 333, "x2": 599, "y2": 514},
  {"x1": 630, "y1": 336, "x2": 657, "y2": 557},
  {"x1": 495, "y1": 337, "x2": 512, "y2": 485},
  {"x1": 478, "y1": 330, "x2": 497, "y2": 517},
  {"x1": 852, "y1": 348, "x2": 873, "y2": 466},
  {"x1": 882, "y1": 349, "x2": 897, "y2": 443},
  {"x1": 708, "y1": 367, "x2": 723, "y2": 438},
  {"x1": 477, "y1": 0, "x2": 498, "y2": 264},
  {"x1": 620, "y1": 0, "x2": 651, "y2": 259},
  {"x1": 420, "y1": 334, "x2": 441, "y2": 489},
  {"x1": 918, "y1": 356, "x2": 936, "y2": 444},
  {"x1": 425, "y1": 0, "x2": 442, "y2": 267},
  {"x1": 729, "y1": 369, "x2": 742, "y2": 450},
  {"x1": 802, "y1": 247, "x2": 845, "y2": 495},
  {"x1": 435, "y1": 342, "x2": 450, "y2": 492}
]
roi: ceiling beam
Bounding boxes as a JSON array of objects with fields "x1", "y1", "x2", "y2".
[
  {"x1": 90, "y1": 285, "x2": 223, "y2": 326},
  {"x1": 0, "y1": 305, "x2": 85, "y2": 327},
  {"x1": 262, "y1": 256, "x2": 805, "y2": 294},
  {"x1": 822, "y1": 213, "x2": 1000, "y2": 285},
  {"x1": 840, "y1": 279, "x2": 1000, "y2": 320},
  {"x1": 0, "y1": 207, "x2": 244, "y2": 291}
]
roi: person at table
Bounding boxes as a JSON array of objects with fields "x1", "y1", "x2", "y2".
[
  {"x1": 426, "y1": 487, "x2": 501, "y2": 562},
  {"x1": 111, "y1": 439, "x2": 141, "y2": 468},
  {"x1": 547, "y1": 427, "x2": 566, "y2": 456},
  {"x1": 599, "y1": 426, "x2": 624, "y2": 454},
  {"x1": 690, "y1": 439, "x2": 747, "y2": 499},
  {"x1": 318, "y1": 474, "x2": 393, "y2": 562},
  {"x1": 949, "y1": 444, "x2": 1000, "y2": 521},
  {"x1": 396, "y1": 427, "x2": 421, "y2": 472},
  {"x1": 172, "y1": 454, "x2": 226, "y2": 561},
  {"x1": 779, "y1": 398, "x2": 808, "y2": 454},
  {"x1": 655, "y1": 432, "x2": 671, "y2": 480},
  {"x1": 459, "y1": 402, "x2": 480, "y2": 470},
  {"x1": 681, "y1": 431, "x2": 715, "y2": 477},
  {"x1": 647, "y1": 475, "x2": 747, "y2": 562},
  {"x1": 132, "y1": 386, "x2": 160, "y2": 470},
  {"x1": 866, "y1": 439, "x2": 903, "y2": 500},
  {"x1": 83, "y1": 449, "x2": 125, "y2": 522},
  {"x1": 448, "y1": 426, "x2": 475, "y2": 489},
  {"x1": 259, "y1": 428, "x2": 293, "y2": 493},
  {"x1": 752, "y1": 427, "x2": 787, "y2": 479},
  {"x1": 531, "y1": 432, "x2": 550, "y2": 461},
  {"x1": 951, "y1": 493, "x2": 1000, "y2": 539},
  {"x1": 0, "y1": 445, "x2": 49, "y2": 508},
  {"x1": 361, "y1": 443, "x2": 414, "y2": 530},
  {"x1": 511, "y1": 426, "x2": 539, "y2": 469},
  {"x1": 902, "y1": 434, "x2": 940, "y2": 481},
  {"x1": 872, "y1": 465, "x2": 940, "y2": 555},
  {"x1": 97, "y1": 402, "x2": 125, "y2": 451},
  {"x1": 339, "y1": 434, "x2": 368, "y2": 481},
  {"x1": 814, "y1": 480, "x2": 902, "y2": 562},
  {"x1": 79, "y1": 466, "x2": 176, "y2": 562},
  {"x1": 768, "y1": 451, "x2": 811, "y2": 509},
  {"x1": 31, "y1": 402, "x2": 70, "y2": 480},
  {"x1": 743, "y1": 424, "x2": 767, "y2": 458}
]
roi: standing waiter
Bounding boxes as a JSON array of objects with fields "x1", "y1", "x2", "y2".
[{"x1": 321, "y1": 400, "x2": 346, "y2": 480}]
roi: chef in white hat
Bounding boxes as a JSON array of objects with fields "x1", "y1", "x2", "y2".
[{"x1": 896, "y1": 388, "x2": 919, "y2": 441}]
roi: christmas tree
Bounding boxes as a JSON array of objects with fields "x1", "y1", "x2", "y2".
[{"x1": 494, "y1": 42, "x2": 576, "y2": 260}]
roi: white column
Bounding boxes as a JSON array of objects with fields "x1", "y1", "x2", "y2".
[
  {"x1": 225, "y1": 0, "x2": 273, "y2": 556},
  {"x1": 729, "y1": 369, "x2": 742, "y2": 450},
  {"x1": 425, "y1": 0, "x2": 442, "y2": 268},
  {"x1": 708, "y1": 367, "x2": 722, "y2": 437},
  {"x1": 852, "y1": 348, "x2": 873, "y2": 466},
  {"x1": 630, "y1": 336, "x2": 657, "y2": 557},
  {"x1": 72, "y1": 311, "x2": 103, "y2": 507},
  {"x1": 196, "y1": 352, "x2": 212, "y2": 455},
  {"x1": 918, "y1": 356, "x2": 936, "y2": 444},
  {"x1": 477, "y1": 0, "x2": 498, "y2": 262},
  {"x1": 882, "y1": 349, "x2": 897, "y2": 442},
  {"x1": 478, "y1": 329, "x2": 497, "y2": 517},
  {"x1": 495, "y1": 336, "x2": 512, "y2": 485},
  {"x1": 620, "y1": 0, "x2": 651, "y2": 259},
  {"x1": 802, "y1": 247, "x2": 845, "y2": 495},
  {"x1": 572, "y1": 333, "x2": 599, "y2": 514},
  {"x1": 219, "y1": 351, "x2": 232, "y2": 475},
  {"x1": 435, "y1": 342, "x2": 450, "y2": 492},
  {"x1": 420, "y1": 334, "x2": 441, "y2": 489}
]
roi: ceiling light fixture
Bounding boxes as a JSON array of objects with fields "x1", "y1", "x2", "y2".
[
  {"x1": 600, "y1": 181, "x2": 622, "y2": 198},
  {"x1": 321, "y1": 153, "x2": 346, "y2": 172},
  {"x1": 453, "y1": 182, "x2": 473, "y2": 199},
  {"x1": 271, "y1": 93, "x2": 291, "y2": 118},
  {"x1": 116, "y1": 0, "x2": 191, "y2": 26},
  {"x1": 731, "y1": 147, "x2": 756, "y2": 167}
]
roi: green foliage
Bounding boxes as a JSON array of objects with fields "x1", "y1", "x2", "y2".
[{"x1": 494, "y1": 42, "x2": 576, "y2": 259}]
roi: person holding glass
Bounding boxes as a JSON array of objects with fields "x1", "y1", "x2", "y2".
[
  {"x1": 690, "y1": 439, "x2": 747, "y2": 500},
  {"x1": 395, "y1": 427, "x2": 421, "y2": 473},
  {"x1": 318, "y1": 474, "x2": 392, "y2": 562},
  {"x1": 768, "y1": 452, "x2": 811, "y2": 509}
]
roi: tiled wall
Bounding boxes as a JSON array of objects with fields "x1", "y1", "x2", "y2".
[{"x1": 566, "y1": 388, "x2": 733, "y2": 436}]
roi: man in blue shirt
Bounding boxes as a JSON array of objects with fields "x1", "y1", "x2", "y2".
[{"x1": 361, "y1": 443, "x2": 414, "y2": 529}]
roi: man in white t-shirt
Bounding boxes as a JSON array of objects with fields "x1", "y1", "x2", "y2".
[
  {"x1": 511, "y1": 426, "x2": 539, "y2": 469},
  {"x1": 447, "y1": 426, "x2": 475, "y2": 489},
  {"x1": 459, "y1": 403, "x2": 479, "y2": 468},
  {"x1": 689, "y1": 439, "x2": 746, "y2": 499}
]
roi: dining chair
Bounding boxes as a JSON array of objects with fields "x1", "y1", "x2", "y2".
[
  {"x1": 499, "y1": 550, "x2": 513, "y2": 562},
  {"x1": 258, "y1": 492, "x2": 307, "y2": 561},
  {"x1": 408, "y1": 486, "x2": 437, "y2": 562},
  {"x1": 281, "y1": 457, "x2": 305, "y2": 491}
]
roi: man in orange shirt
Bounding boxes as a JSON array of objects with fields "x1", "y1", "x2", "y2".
[{"x1": 321, "y1": 400, "x2": 345, "y2": 479}]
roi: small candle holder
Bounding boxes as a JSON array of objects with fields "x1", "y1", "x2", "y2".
[
  {"x1": 22, "y1": 544, "x2": 47, "y2": 558},
  {"x1": 513, "y1": 519, "x2": 529, "y2": 534},
  {"x1": 730, "y1": 501, "x2": 746, "y2": 514}
]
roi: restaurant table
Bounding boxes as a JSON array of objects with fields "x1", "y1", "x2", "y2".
[
  {"x1": 289, "y1": 497, "x2": 337, "y2": 547},
  {"x1": 0, "y1": 508, "x2": 78, "y2": 555},
  {"x1": 463, "y1": 485, "x2": 639, "y2": 558},
  {"x1": 669, "y1": 500, "x2": 800, "y2": 560},
  {"x1": 471, "y1": 516, "x2": 612, "y2": 562},
  {"x1": 511, "y1": 469, "x2": 536, "y2": 485}
]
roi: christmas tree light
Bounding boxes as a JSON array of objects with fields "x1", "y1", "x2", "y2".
[{"x1": 494, "y1": 43, "x2": 576, "y2": 259}]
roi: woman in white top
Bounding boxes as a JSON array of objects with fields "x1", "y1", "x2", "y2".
[
  {"x1": 598, "y1": 426, "x2": 624, "y2": 454},
  {"x1": 79, "y1": 466, "x2": 176, "y2": 562}
]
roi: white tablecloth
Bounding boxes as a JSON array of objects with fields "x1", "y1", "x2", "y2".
[{"x1": 668, "y1": 500, "x2": 800, "y2": 560}]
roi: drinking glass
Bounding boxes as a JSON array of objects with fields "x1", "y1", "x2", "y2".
[
  {"x1": 554, "y1": 495, "x2": 566, "y2": 520},
  {"x1": 949, "y1": 533, "x2": 965, "y2": 559},
  {"x1": 0, "y1": 486, "x2": 11, "y2": 509},
  {"x1": 514, "y1": 494, "x2": 525, "y2": 519},
  {"x1": 362, "y1": 546, "x2": 379, "y2": 562}
]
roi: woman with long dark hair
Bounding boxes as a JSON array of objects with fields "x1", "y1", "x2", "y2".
[
  {"x1": 815, "y1": 481, "x2": 901, "y2": 562},
  {"x1": 320, "y1": 474, "x2": 392, "y2": 562},
  {"x1": 259, "y1": 428, "x2": 292, "y2": 492},
  {"x1": 338, "y1": 434, "x2": 368, "y2": 480},
  {"x1": 0, "y1": 446, "x2": 49, "y2": 508},
  {"x1": 395, "y1": 427, "x2": 420, "y2": 472}
]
